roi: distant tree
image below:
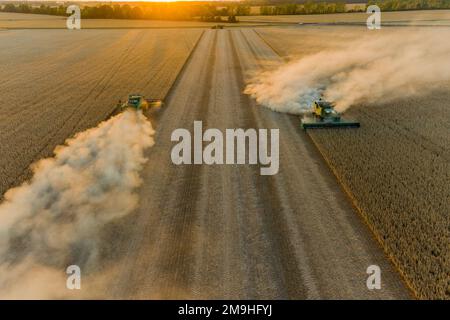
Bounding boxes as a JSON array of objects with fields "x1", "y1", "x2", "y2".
[
  {"x1": 260, "y1": 6, "x2": 271, "y2": 15},
  {"x1": 228, "y1": 15, "x2": 238, "y2": 23},
  {"x1": 236, "y1": 5, "x2": 251, "y2": 16},
  {"x1": 131, "y1": 6, "x2": 143, "y2": 19},
  {"x1": 3, "y1": 3, "x2": 17, "y2": 12}
]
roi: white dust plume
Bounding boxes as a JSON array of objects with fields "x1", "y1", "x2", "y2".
[
  {"x1": 245, "y1": 29, "x2": 450, "y2": 113},
  {"x1": 0, "y1": 110, "x2": 154, "y2": 298}
]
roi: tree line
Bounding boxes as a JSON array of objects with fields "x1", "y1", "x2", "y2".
[
  {"x1": 260, "y1": 0, "x2": 450, "y2": 15},
  {"x1": 0, "y1": 3, "x2": 250, "y2": 21},
  {"x1": 260, "y1": 2, "x2": 347, "y2": 15},
  {"x1": 1, "y1": 1, "x2": 449, "y2": 20},
  {"x1": 367, "y1": 0, "x2": 450, "y2": 11}
]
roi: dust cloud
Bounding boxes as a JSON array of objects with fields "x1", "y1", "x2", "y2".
[
  {"x1": 245, "y1": 29, "x2": 450, "y2": 113},
  {"x1": 0, "y1": 110, "x2": 154, "y2": 298}
]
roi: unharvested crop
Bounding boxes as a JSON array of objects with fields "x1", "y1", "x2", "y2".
[
  {"x1": 257, "y1": 27, "x2": 450, "y2": 299},
  {"x1": 308, "y1": 94, "x2": 450, "y2": 299},
  {"x1": 0, "y1": 28, "x2": 202, "y2": 198}
]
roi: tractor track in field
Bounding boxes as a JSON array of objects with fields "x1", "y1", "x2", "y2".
[{"x1": 228, "y1": 30, "x2": 312, "y2": 298}]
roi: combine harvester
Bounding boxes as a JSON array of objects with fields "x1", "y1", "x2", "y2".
[
  {"x1": 301, "y1": 99, "x2": 360, "y2": 130},
  {"x1": 117, "y1": 94, "x2": 163, "y2": 113}
]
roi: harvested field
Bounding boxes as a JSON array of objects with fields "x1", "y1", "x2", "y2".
[
  {"x1": 0, "y1": 28, "x2": 202, "y2": 198},
  {"x1": 0, "y1": 12, "x2": 63, "y2": 20},
  {"x1": 0, "y1": 12, "x2": 264, "y2": 29},
  {"x1": 257, "y1": 26, "x2": 450, "y2": 299}
]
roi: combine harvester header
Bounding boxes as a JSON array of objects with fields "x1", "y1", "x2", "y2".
[{"x1": 301, "y1": 99, "x2": 360, "y2": 130}]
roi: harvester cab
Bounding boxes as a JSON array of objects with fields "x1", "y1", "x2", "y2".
[
  {"x1": 119, "y1": 94, "x2": 163, "y2": 112},
  {"x1": 301, "y1": 99, "x2": 360, "y2": 130},
  {"x1": 127, "y1": 95, "x2": 146, "y2": 109},
  {"x1": 313, "y1": 100, "x2": 341, "y2": 121}
]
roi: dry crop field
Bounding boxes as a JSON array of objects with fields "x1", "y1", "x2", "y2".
[
  {"x1": 0, "y1": 27, "x2": 202, "y2": 198},
  {"x1": 255, "y1": 25, "x2": 366, "y2": 57},
  {"x1": 0, "y1": 10, "x2": 448, "y2": 299},
  {"x1": 256, "y1": 26, "x2": 450, "y2": 299},
  {"x1": 239, "y1": 9, "x2": 450, "y2": 25},
  {"x1": 308, "y1": 93, "x2": 450, "y2": 299},
  {"x1": 0, "y1": 12, "x2": 264, "y2": 29}
]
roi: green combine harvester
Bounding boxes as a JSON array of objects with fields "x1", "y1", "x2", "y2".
[
  {"x1": 301, "y1": 99, "x2": 360, "y2": 130},
  {"x1": 118, "y1": 94, "x2": 163, "y2": 112}
]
